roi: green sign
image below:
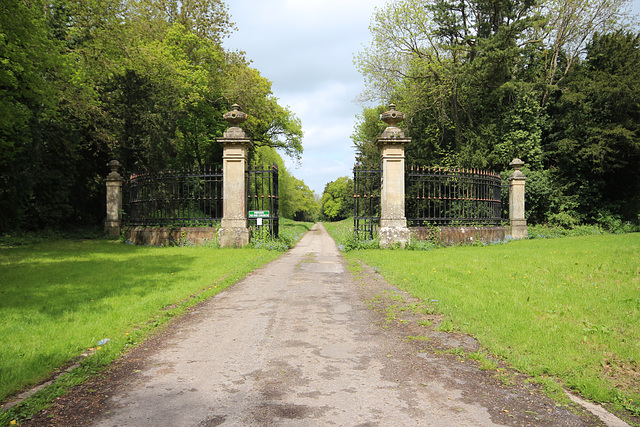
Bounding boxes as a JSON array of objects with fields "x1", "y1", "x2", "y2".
[{"x1": 249, "y1": 210, "x2": 270, "y2": 218}]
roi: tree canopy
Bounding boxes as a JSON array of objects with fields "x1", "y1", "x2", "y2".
[
  {"x1": 253, "y1": 146, "x2": 318, "y2": 222},
  {"x1": 354, "y1": 0, "x2": 639, "y2": 225},
  {"x1": 321, "y1": 176, "x2": 354, "y2": 221},
  {"x1": 0, "y1": 0, "x2": 305, "y2": 232}
]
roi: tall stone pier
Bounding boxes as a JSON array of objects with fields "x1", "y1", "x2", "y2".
[
  {"x1": 104, "y1": 160, "x2": 123, "y2": 236},
  {"x1": 377, "y1": 104, "x2": 411, "y2": 247},
  {"x1": 509, "y1": 158, "x2": 528, "y2": 239},
  {"x1": 217, "y1": 104, "x2": 252, "y2": 248}
]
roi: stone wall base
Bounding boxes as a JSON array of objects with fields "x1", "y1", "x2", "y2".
[
  {"x1": 510, "y1": 220, "x2": 528, "y2": 239},
  {"x1": 126, "y1": 227, "x2": 219, "y2": 246},
  {"x1": 411, "y1": 226, "x2": 510, "y2": 246},
  {"x1": 378, "y1": 227, "x2": 411, "y2": 248},
  {"x1": 218, "y1": 227, "x2": 250, "y2": 248}
]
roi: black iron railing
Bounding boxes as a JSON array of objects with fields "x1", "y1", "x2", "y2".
[
  {"x1": 406, "y1": 166, "x2": 504, "y2": 226},
  {"x1": 353, "y1": 163, "x2": 381, "y2": 239},
  {"x1": 247, "y1": 164, "x2": 279, "y2": 237},
  {"x1": 125, "y1": 166, "x2": 223, "y2": 227}
]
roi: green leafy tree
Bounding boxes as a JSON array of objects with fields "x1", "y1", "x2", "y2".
[
  {"x1": 544, "y1": 30, "x2": 640, "y2": 222},
  {"x1": 321, "y1": 177, "x2": 354, "y2": 221},
  {"x1": 0, "y1": 0, "x2": 72, "y2": 231},
  {"x1": 0, "y1": 0, "x2": 305, "y2": 233},
  {"x1": 253, "y1": 146, "x2": 318, "y2": 221},
  {"x1": 351, "y1": 106, "x2": 385, "y2": 165},
  {"x1": 533, "y1": 0, "x2": 632, "y2": 107},
  {"x1": 356, "y1": 0, "x2": 543, "y2": 171}
]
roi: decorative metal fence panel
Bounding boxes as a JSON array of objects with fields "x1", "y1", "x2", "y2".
[
  {"x1": 247, "y1": 164, "x2": 279, "y2": 237},
  {"x1": 125, "y1": 166, "x2": 223, "y2": 227},
  {"x1": 353, "y1": 163, "x2": 382, "y2": 240},
  {"x1": 406, "y1": 166, "x2": 504, "y2": 226}
]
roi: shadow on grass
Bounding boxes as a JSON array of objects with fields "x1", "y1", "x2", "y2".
[{"x1": 0, "y1": 242, "x2": 196, "y2": 316}]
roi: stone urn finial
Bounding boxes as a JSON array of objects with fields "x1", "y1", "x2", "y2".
[
  {"x1": 223, "y1": 104, "x2": 247, "y2": 126},
  {"x1": 510, "y1": 158, "x2": 525, "y2": 170},
  {"x1": 107, "y1": 160, "x2": 122, "y2": 180},
  {"x1": 220, "y1": 103, "x2": 251, "y2": 140},
  {"x1": 380, "y1": 104, "x2": 405, "y2": 127},
  {"x1": 509, "y1": 158, "x2": 526, "y2": 178},
  {"x1": 379, "y1": 104, "x2": 406, "y2": 138}
]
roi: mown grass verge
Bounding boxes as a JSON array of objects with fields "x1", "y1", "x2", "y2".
[
  {"x1": 0, "y1": 237, "x2": 288, "y2": 424},
  {"x1": 324, "y1": 219, "x2": 640, "y2": 421}
]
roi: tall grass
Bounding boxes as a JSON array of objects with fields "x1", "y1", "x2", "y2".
[
  {"x1": 0, "y1": 240, "x2": 281, "y2": 403},
  {"x1": 341, "y1": 232, "x2": 640, "y2": 415}
]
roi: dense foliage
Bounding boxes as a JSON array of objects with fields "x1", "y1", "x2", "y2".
[
  {"x1": 0, "y1": 0, "x2": 305, "y2": 233},
  {"x1": 354, "y1": 0, "x2": 639, "y2": 225},
  {"x1": 321, "y1": 176, "x2": 354, "y2": 221},
  {"x1": 253, "y1": 147, "x2": 318, "y2": 222}
]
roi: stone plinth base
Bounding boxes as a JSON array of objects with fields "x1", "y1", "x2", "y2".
[
  {"x1": 411, "y1": 226, "x2": 510, "y2": 246},
  {"x1": 104, "y1": 220, "x2": 121, "y2": 237},
  {"x1": 218, "y1": 227, "x2": 250, "y2": 248},
  {"x1": 126, "y1": 227, "x2": 219, "y2": 246},
  {"x1": 510, "y1": 219, "x2": 528, "y2": 239},
  {"x1": 378, "y1": 227, "x2": 411, "y2": 248}
]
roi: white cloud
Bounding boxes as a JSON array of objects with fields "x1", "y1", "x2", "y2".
[{"x1": 222, "y1": 0, "x2": 390, "y2": 194}]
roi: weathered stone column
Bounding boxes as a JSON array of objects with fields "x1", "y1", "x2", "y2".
[
  {"x1": 105, "y1": 160, "x2": 123, "y2": 236},
  {"x1": 217, "y1": 104, "x2": 252, "y2": 248},
  {"x1": 508, "y1": 158, "x2": 528, "y2": 239},
  {"x1": 377, "y1": 104, "x2": 411, "y2": 247}
]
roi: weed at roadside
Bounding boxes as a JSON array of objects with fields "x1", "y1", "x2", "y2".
[{"x1": 248, "y1": 219, "x2": 313, "y2": 251}]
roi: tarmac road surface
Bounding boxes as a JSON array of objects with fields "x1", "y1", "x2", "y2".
[{"x1": 93, "y1": 223, "x2": 604, "y2": 426}]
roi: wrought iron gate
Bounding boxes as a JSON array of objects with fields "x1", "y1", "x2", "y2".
[
  {"x1": 406, "y1": 166, "x2": 504, "y2": 226},
  {"x1": 124, "y1": 164, "x2": 279, "y2": 238},
  {"x1": 247, "y1": 163, "x2": 279, "y2": 237},
  {"x1": 353, "y1": 164, "x2": 507, "y2": 239},
  {"x1": 126, "y1": 166, "x2": 223, "y2": 227},
  {"x1": 353, "y1": 163, "x2": 381, "y2": 240}
]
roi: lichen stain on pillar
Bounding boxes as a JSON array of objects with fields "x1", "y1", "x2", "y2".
[
  {"x1": 377, "y1": 104, "x2": 411, "y2": 247},
  {"x1": 509, "y1": 158, "x2": 528, "y2": 239},
  {"x1": 218, "y1": 104, "x2": 252, "y2": 247}
]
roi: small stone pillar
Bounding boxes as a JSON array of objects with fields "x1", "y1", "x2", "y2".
[
  {"x1": 508, "y1": 158, "x2": 527, "y2": 239},
  {"x1": 105, "y1": 160, "x2": 123, "y2": 236},
  {"x1": 217, "y1": 104, "x2": 252, "y2": 247},
  {"x1": 377, "y1": 104, "x2": 411, "y2": 247}
]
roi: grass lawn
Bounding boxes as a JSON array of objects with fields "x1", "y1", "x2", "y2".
[
  {"x1": 0, "y1": 236, "x2": 295, "y2": 413},
  {"x1": 324, "y1": 219, "x2": 640, "y2": 417}
]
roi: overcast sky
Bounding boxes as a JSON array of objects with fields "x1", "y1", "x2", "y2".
[
  {"x1": 222, "y1": 0, "x2": 387, "y2": 195},
  {"x1": 223, "y1": 0, "x2": 640, "y2": 196}
]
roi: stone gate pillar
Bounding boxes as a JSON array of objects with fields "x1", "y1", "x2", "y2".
[
  {"x1": 217, "y1": 104, "x2": 252, "y2": 247},
  {"x1": 377, "y1": 104, "x2": 411, "y2": 247},
  {"x1": 105, "y1": 160, "x2": 123, "y2": 236},
  {"x1": 509, "y1": 158, "x2": 528, "y2": 239}
]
